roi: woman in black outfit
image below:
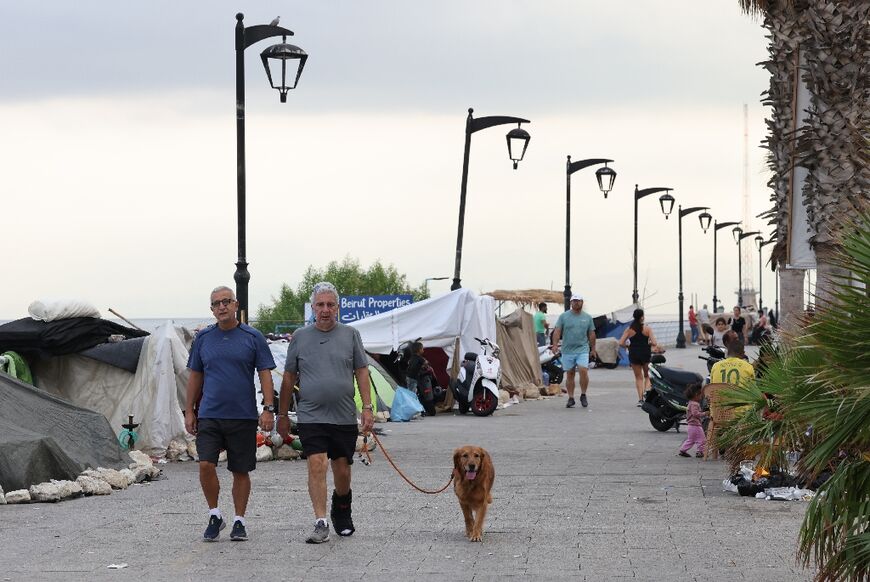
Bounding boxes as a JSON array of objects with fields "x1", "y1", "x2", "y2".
[{"x1": 618, "y1": 308, "x2": 660, "y2": 406}]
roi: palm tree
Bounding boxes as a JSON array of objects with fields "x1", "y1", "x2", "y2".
[
  {"x1": 739, "y1": 0, "x2": 870, "y2": 329},
  {"x1": 718, "y1": 212, "x2": 869, "y2": 581}
]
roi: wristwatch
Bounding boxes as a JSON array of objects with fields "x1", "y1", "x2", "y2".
[{"x1": 263, "y1": 404, "x2": 276, "y2": 413}]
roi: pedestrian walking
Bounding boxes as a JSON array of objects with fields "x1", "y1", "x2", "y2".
[
  {"x1": 550, "y1": 293, "x2": 597, "y2": 409},
  {"x1": 618, "y1": 308, "x2": 660, "y2": 407},
  {"x1": 533, "y1": 302, "x2": 550, "y2": 347},
  {"x1": 277, "y1": 282, "x2": 374, "y2": 544},
  {"x1": 678, "y1": 383, "x2": 707, "y2": 458},
  {"x1": 729, "y1": 306, "x2": 750, "y2": 344},
  {"x1": 688, "y1": 305, "x2": 699, "y2": 345},
  {"x1": 698, "y1": 304, "x2": 711, "y2": 345},
  {"x1": 185, "y1": 286, "x2": 277, "y2": 542}
]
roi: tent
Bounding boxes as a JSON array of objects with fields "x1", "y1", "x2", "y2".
[
  {"x1": 0, "y1": 371, "x2": 124, "y2": 492},
  {"x1": 0, "y1": 319, "x2": 194, "y2": 456},
  {"x1": 348, "y1": 288, "x2": 497, "y2": 372},
  {"x1": 495, "y1": 309, "x2": 543, "y2": 394}
]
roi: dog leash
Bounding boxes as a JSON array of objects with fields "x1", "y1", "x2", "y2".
[{"x1": 363, "y1": 430, "x2": 455, "y2": 495}]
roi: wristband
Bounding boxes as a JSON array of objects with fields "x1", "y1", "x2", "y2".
[{"x1": 362, "y1": 405, "x2": 373, "y2": 410}]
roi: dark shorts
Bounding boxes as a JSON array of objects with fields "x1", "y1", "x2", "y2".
[
  {"x1": 628, "y1": 351, "x2": 651, "y2": 366},
  {"x1": 196, "y1": 418, "x2": 258, "y2": 473},
  {"x1": 297, "y1": 423, "x2": 358, "y2": 464}
]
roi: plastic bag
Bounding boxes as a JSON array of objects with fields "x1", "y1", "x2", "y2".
[{"x1": 390, "y1": 387, "x2": 424, "y2": 422}]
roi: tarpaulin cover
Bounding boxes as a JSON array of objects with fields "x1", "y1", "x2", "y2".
[
  {"x1": 348, "y1": 289, "x2": 497, "y2": 372},
  {"x1": 495, "y1": 309, "x2": 542, "y2": 393},
  {"x1": 33, "y1": 323, "x2": 191, "y2": 456},
  {"x1": 0, "y1": 371, "x2": 124, "y2": 491},
  {"x1": 0, "y1": 317, "x2": 149, "y2": 358}
]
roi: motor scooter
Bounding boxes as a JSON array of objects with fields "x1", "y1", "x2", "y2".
[
  {"x1": 450, "y1": 337, "x2": 501, "y2": 416},
  {"x1": 641, "y1": 353, "x2": 705, "y2": 432}
]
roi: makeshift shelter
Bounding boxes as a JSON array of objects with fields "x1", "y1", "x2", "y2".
[
  {"x1": 484, "y1": 289, "x2": 565, "y2": 307},
  {"x1": 495, "y1": 309, "x2": 543, "y2": 395},
  {"x1": 0, "y1": 371, "x2": 124, "y2": 492},
  {"x1": 348, "y1": 288, "x2": 497, "y2": 371},
  {"x1": 0, "y1": 318, "x2": 193, "y2": 456}
]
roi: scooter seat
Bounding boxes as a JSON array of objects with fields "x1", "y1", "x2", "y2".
[{"x1": 657, "y1": 366, "x2": 704, "y2": 388}]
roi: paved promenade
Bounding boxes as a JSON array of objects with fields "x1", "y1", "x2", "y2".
[{"x1": 1, "y1": 346, "x2": 814, "y2": 581}]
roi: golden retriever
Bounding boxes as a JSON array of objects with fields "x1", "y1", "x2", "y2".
[{"x1": 453, "y1": 445, "x2": 495, "y2": 542}]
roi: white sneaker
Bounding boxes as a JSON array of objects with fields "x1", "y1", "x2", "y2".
[{"x1": 509, "y1": 396, "x2": 521, "y2": 405}]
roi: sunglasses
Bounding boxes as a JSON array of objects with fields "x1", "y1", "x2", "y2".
[{"x1": 210, "y1": 298, "x2": 236, "y2": 308}]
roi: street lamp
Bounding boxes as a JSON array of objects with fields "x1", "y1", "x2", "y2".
[
  {"x1": 711, "y1": 219, "x2": 742, "y2": 313},
  {"x1": 424, "y1": 276, "x2": 449, "y2": 296},
  {"x1": 234, "y1": 13, "x2": 305, "y2": 323},
  {"x1": 632, "y1": 185, "x2": 674, "y2": 305},
  {"x1": 668, "y1": 205, "x2": 710, "y2": 348},
  {"x1": 563, "y1": 157, "x2": 616, "y2": 309},
  {"x1": 755, "y1": 236, "x2": 774, "y2": 311},
  {"x1": 732, "y1": 227, "x2": 761, "y2": 308},
  {"x1": 451, "y1": 108, "x2": 531, "y2": 291}
]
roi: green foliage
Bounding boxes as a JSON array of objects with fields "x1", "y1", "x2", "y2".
[
  {"x1": 252, "y1": 256, "x2": 428, "y2": 334},
  {"x1": 716, "y1": 212, "x2": 870, "y2": 581}
]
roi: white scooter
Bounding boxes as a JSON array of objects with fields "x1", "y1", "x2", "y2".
[{"x1": 453, "y1": 337, "x2": 501, "y2": 416}]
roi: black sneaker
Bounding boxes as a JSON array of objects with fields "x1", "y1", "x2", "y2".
[
  {"x1": 580, "y1": 394, "x2": 588, "y2": 407},
  {"x1": 677, "y1": 451, "x2": 691, "y2": 458},
  {"x1": 203, "y1": 515, "x2": 225, "y2": 542},
  {"x1": 695, "y1": 451, "x2": 705, "y2": 459},
  {"x1": 306, "y1": 520, "x2": 330, "y2": 544},
  {"x1": 566, "y1": 398, "x2": 576, "y2": 408},
  {"x1": 230, "y1": 520, "x2": 248, "y2": 541}
]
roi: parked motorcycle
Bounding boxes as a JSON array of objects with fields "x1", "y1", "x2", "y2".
[
  {"x1": 641, "y1": 353, "x2": 705, "y2": 432},
  {"x1": 538, "y1": 346, "x2": 564, "y2": 386},
  {"x1": 450, "y1": 337, "x2": 501, "y2": 416},
  {"x1": 698, "y1": 345, "x2": 725, "y2": 374}
]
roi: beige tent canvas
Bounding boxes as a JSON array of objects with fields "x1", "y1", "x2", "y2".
[{"x1": 495, "y1": 309, "x2": 543, "y2": 397}]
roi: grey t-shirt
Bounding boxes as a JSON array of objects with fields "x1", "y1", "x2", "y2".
[{"x1": 285, "y1": 322, "x2": 367, "y2": 425}]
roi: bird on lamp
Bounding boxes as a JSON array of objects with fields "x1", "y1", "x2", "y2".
[{"x1": 269, "y1": 16, "x2": 280, "y2": 26}]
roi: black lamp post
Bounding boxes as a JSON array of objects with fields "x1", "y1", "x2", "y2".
[
  {"x1": 755, "y1": 236, "x2": 774, "y2": 311},
  {"x1": 233, "y1": 13, "x2": 306, "y2": 323},
  {"x1": 632, "y1": 185, "x2": 674, "y2": 305},
  {"x1": 712, "y1": 219, "x2": 741, "y2": 313},
  {"x1": 451, "y1": 108, "x2": 530, "y2": 291},
  {"x1": 732, "y1": 228, "x2": 761, "y2": 308},
  {"x1": 563, "y1": 157, "x2": 616, "y2": 309},
  {"x1": 667, "y1": 204, "x2": 711, "y2": 348}
]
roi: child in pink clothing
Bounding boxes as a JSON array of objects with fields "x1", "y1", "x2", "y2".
[{"x1": 678, "y1": 383, "x2": 707, "y2": 458}]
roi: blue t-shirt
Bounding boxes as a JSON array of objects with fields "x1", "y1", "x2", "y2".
[
  {"x1": 555, "y1": 310, "x2": 595, "y2": 353},
  {"x1": 187, "y1": 323, "x2": 276, "y2": 419}
]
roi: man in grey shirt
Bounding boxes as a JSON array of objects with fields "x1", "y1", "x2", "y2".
[{"x1": 277, "y1": 282, "x2": 374, "y2": 544}]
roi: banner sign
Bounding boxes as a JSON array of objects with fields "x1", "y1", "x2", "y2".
[{"x1": 339, "y1": 294, "x2": 413, "y2": 323}]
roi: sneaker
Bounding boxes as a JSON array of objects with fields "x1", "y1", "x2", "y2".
[
  {"x1": 230, "y1": 520, "x2": 248, "y2": 541},
  {"x1": 306, "y1": 520, "x2": 330, "y2": 544},
  {"x1": 695, "y1": 451, "x2": 705, "y2": 458},
  {"x1": 203, "y1": 515, "x2": 225, "y2": 541},
  {"x1": 566, "y1": 398, "x2": 576, "y2": 408},
  {"x1": 580, "y1": 394, "x2": 588, "y2": 407},
  {"x1": 677, "y1": 451, "x2": 691, "y2": 458},
  {"x1": 637, "y1": 400, "x2": 643, "y2": 407}
]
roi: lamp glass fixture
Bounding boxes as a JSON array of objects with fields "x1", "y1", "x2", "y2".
[
  {"x1": 659, "y1": 192, "x2": 675, "y2": 219},
  {"x1": 698, "y1": 210, "x2": 712, "y2": 233},
  {"x1": 755, "y1": 235, "x2": 765, "y2": 250},
  {"x1": 732, "y1": 226, "x2": 743, "y2": 243},
  {"x1": 260, "y1": 38, "x2": 308, "y2": 103},
  {"x1": 595, "y1": 164, "x2": 617, "y2": 198},
  {"x1": 506, "y1": 124, "x2": 530, "y2": 170}
]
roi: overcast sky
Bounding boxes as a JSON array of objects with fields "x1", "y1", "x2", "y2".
[{"x1": 1, "y1": 1, "x2": 775, "y2": 320}]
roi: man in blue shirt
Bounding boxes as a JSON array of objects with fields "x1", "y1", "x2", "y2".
[
  {"x1": 550, "y1": 294, "x2": 597, "y2": 408},
  {"x1": 185, "y1": 286, "x2": 276, "y2": 542}
]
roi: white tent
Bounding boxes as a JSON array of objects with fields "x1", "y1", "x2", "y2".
[{"x1": 348, "y1": 288, "x2": 497, "y2": 368}]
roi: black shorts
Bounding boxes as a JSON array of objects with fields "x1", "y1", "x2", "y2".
[
  {"x1": 629, "y1": 352, "x2": 651, "y2": 366},
  {"x1": 196, "y1": 418, "x2": 258, "y2": 473},
  {"x1": 297, "y1": 423, "x2": 358, "y2": 464}
]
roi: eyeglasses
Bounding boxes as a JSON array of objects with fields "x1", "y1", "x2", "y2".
[{"x1": 210, "y1": 298, "x2": 236, "y2": 308}]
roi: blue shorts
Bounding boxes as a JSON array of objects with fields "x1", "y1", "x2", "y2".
[{"x1": 562, "y1": 351, "x2": 590, "y2": 370}]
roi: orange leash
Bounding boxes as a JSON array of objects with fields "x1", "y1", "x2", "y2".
[{"x1": 363, "y1": 430, "x2": 455, "y2": 495}]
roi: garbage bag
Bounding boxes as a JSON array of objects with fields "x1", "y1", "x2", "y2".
[{"x1": 390, "y1": 387, "x2": 424, "y2": 422}]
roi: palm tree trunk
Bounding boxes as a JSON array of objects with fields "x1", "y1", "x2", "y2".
[{"x1": 778, "y1": 267, "x2": 806, "y2": 332}]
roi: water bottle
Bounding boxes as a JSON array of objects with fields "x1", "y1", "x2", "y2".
[{"x1": 542, "y1": 370, "x2": 550, "y2": 386}]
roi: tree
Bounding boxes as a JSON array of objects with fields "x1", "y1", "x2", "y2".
[
  {"x1": 718, "y1": 212, "x2": 869, "y2": 582},
  {"x1": 253, "y1": 256, "x2": 427, "y2": 333},
  {"x1": 739, "y1": 0, "x2": 870, "y2": 330}
]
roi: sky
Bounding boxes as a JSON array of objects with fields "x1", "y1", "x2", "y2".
[{"x1": 0, "y1": 1, "x2": 777, "y2": 320}]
